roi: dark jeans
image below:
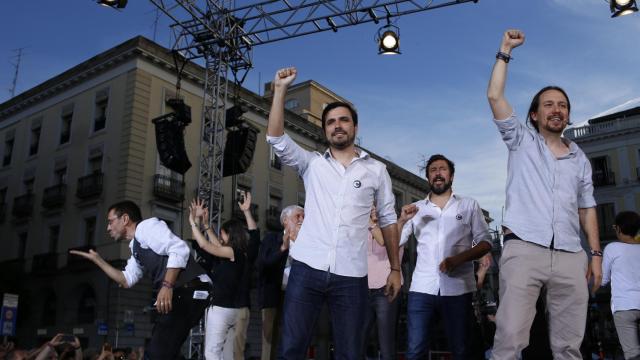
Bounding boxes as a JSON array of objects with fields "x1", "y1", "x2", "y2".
[
  {"x1": 363, "y1": 287, "x2": 400, "y2": 360},
  {"x1": 145, "y1": 281, "x2": 210, "y2": 360},
  {"x1": 406, "y1": 291, "x2": 472, "y2": 360},
  {"x1": 279, "y1": 260, "x2": 368, "y2": 360}
]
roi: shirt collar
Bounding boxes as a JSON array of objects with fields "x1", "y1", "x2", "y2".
[
  {"x1": 534, "y1": 132, "x2": 578, "y2": 158},
  {"x1": 323, "y1": 147, "x2": 369, "y2": 161},
  {"x1": 425, "y1": 192, "x2": 458, "y2": 206}
]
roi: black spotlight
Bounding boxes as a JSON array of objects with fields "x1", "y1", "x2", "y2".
[
  {"x1": 98, "y1": 0, "x2": 127, "y2": 9},
  {"x1": 152, "y1": 99, "x2": 192, "y2": 174},
  {"x1": 225, "y1": 105, "x2": 248, "y2": 128},
  {"x1": 223, "y1": 125, "x2": 258, "y2": 177},
  {"x1": 610, "y1": 0, "x2": 638, "y2": 17},
  {"x1": 376, "y1": 23, "x2": 400, "y2": 55}
]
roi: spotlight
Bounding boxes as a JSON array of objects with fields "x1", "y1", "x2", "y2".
[
  {"x1": 97, "y1": 0, "x2": 127, "y2": 8},
  {"x1": 326, "y1": 17, "x2": 338, "y2": 32},
  {"x1": 225, "y1": 104, "x2": 248, "y2": 128},
  {"x1": 610, "y1": 0, "x2": 638, "y2": 17},
  {"x1": 376, "y1": 23, "x2": 400, "y2": 55}
]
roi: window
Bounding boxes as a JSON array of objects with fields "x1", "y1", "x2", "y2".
[
  {"x1": 3, "y1": 137, "x2": 14, "y2": 167},
  {"x1": 89, "y1": 155, "x2": 102, "y2": 174},
  {"x1": 0, "y1": 187, "x2": 7, "y2": 204},
  {"x1": 269, "y1": 195, "x2": 282, "y2": 212},
  {"x1": 49, "y1": 225, "x2": 60, "y2": 253},
  {"x1": 23, "y1": 177, "x2": 35, "y2": 194},
  {"x1": 393, "y1": 190, "x2": 404, "y2": 215},
  {"x1": 270, "y1": 147, "x2": 282, "y2": 170},
  {"x1": 93, "y1": 89, "x2": 109, "y2": 132},
  {"x1": 29, "y1": 123, "x2": 41, "y2": 156},
  {"x1": 596, "y1": 203, "x2": 616, "y2": 239},
  {"x1": 54, "y1": 166, "x2": 67, "y2": 185},
  {"x1": 60, "y1": 106, "x2": 73, "y2": 144},
  {"x1": 18, "y1": 232, "x2": 27, "y2": 259},
  {"x1": 84, "y1": 217, "x2": 96, "y2": 246},
  {"x1": 284, "y1": 98, "x2": 299, "y2": 110},
  {"x1": 77, "y1": 285, "x2": 96, "y2": 324},
  {"x1": 591, "y1": 156, "x2": 614, "y2": 186}
]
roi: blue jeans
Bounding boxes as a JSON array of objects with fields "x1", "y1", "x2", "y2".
[
  {"x1": 406, "y1": 291, "x2": 472, "y2": 360},
  {"x1": 363, "y1": 287, "x2": 400, "y2": 360},
  {"x1": 279, "y1": 260, "x2": 368, "y2": 360}
]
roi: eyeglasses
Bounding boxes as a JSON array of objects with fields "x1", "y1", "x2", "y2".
[{"x1": 107, "y1": 215, "x2": 122, "y2": 226}]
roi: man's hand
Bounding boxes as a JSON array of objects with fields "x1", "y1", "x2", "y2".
[
  {"x1": 274, "y1": 67, "x2": 297, "y2": 90},
  {"x1": 384, "y1": 270, "x2": 401, "y2": 302},
  {"x1": 155, "y1": 286, "x2": 173, "y2": 314},
  {"x1": 69, "y1": 249, "x2": 102, "y2": 264},
  {"x1": 588, "y1": 256, "x2": 603, "y2": 295},
  {"x1": 399, "y1": 204, "x2": 418, "y2": 224},
  {"x1": 501, "y1": 29, "x2": 525, "y2": 53},
  {"x1": 439, "y1": 256, "x2": 462, "y2": 274}
]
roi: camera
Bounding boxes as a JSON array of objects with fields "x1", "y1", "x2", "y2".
[
  {"x1": 236, "y1": 189, "x2": 245, "y2": 203},
  {"x1": 61, "y1": 334, "x2": 76, "y2": 343}
]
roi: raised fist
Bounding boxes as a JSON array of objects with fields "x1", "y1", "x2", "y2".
[
  {"x1": 501, "y1": 29, "x2": 525, "y2": 52},
  {"x1": 273, "y1": 67, "x2": 297, "y2": 89}
]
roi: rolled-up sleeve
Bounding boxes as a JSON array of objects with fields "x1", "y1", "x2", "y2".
[
  {"x1": 137, "y1": 218, "x2": 189, "y2": 269},
  {"x1": 266, "y1": 133, "x2": 315, "y2": 175},
  {"x1": 122, "y1": 254, "x2": 143, "y2": 287},
  {"x1": 578, "y1": 153, "x2": 596, "y2": 209},
  {"x1": 376, "y1": 166, "x2": 398, "y2": 228},
  {"x1": 493, "y1": 113, "x2": 526, "y2": 151},
  {"x1": 470, "y1": 201, "x2": 492, "y2": 247}
]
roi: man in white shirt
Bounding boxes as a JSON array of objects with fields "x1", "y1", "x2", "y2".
[
  {"x1": 266, "y1": 67, "x2": 401, "y2": 360},
  {"x1": 70, "y1": 201, "x2": 210, "y2": 360},
  {"x1": 398, "y1": 154, "x2": 492, "y2": 359}
]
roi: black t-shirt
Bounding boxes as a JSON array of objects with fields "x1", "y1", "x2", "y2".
[{"x1": 211, "y1": 245, "x2": 247, "y2": 308}]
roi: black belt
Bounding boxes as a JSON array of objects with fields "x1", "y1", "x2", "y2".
[{"x1": 503, "y1": 233, "x2": 570, "y2": 253}]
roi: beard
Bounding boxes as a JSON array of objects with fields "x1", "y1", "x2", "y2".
[
  {"x1": 328, "y1": 130, "x2": 355, "y2": 150},
  {"x1": 430, "y1": 177, "x2": 453, "y2": 195}
]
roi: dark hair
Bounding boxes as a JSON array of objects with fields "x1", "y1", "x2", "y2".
[
  {"x1": 321, "y1": 102, "x2": 358, "y2": 131},
  {"x1": 526, "y1": 86, "x2": 571, "y2": 132},
  {"x1": 615, "y1": 211, "x2": 640, "y2": 237},
  {"x1": 108, "y1": 201, "x2": 142, "y2": 223},
  {"x1": 220, "y1": 219, "x2": 248, "y2": 252},
  {"x1": 425, "y1": 154, "x2": 455, "y2": 177}
]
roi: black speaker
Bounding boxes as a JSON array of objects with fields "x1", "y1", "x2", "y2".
[
  {"x1": 152, "y1": 113, "x2": 192, "y2": 174},
  {"x1": 223, "y1": 126, "x2": 258, "y2": 177}
]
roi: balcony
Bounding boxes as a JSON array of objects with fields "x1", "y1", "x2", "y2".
[
  {"x1": 593, "y1": 171, "x2": 616, "y2": 187},
  {"x1": 232, "y1": 204, "x2": 259, "y2": 222},
  {"x1": 12, "y1": 193, "x2": 35, "y2": 218},
  {"x1": 32, "y1": 252, "x2": 58, "y2": 275},
  {"x1": 153, "y1": 175, "x2": 185, "y2": 202},
  {"x1": 42, "y1": 184, "x2": 67, "y2": 209},
  {"x1": 76, "y1": 172, "x2": 103, "y2": 199},
  {"x1": 66, "y1": 245, "x2": 96, "y2": 270},
  {"x1": 265, "y1": 206, "x2": 282, "y2": 231},
  {"x1": 564, "y1": 115, "x2": 640, "y2": 141}
]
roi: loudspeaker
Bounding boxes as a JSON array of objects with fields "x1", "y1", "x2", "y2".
[
  {"x1": 223, "y1": 126, "x2": 258, "y2": 177},
  {"x1": 152, "y1": 113, "x2": 192, "y2": 174}
]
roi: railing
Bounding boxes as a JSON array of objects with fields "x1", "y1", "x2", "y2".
[
  {"x1": 42, "y1": 184, "x2": 67, "y2": 208},
  {"x1": 32, "y1": 252, "x2": 58, "y2": 274},
  {"x1": 565, "y1": 116, "x2": 640, "y2": 140},
  {"x1": 265, "y1": 206, "x2": 282, "y2": 230},
  {"x1": 593, "y1": 171, "x2": 616, "y2": 187},
  {"x1": 153, "y1": 175, "x2": 185, "y2": 202},
  {"x1": 76, "y1": 172, "x2": 103, "y2": 199},
  {"x1": 12, "y1": 193, "x2": 35, "y2": 218}
]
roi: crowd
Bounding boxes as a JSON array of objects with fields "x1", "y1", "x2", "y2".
[{"x1": 11, "y1": 28, "x2": 639, "y2": 360}]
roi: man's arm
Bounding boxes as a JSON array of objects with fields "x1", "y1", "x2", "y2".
[
  {"x1": 156, "y1": 268, "x2": 180, "y2": 314},
  {"x1": 487, "y1": 29, "x2": 524, "y2": 120},
  {"x1": 381, "y1": 224, "x2": 401, "y2": 301},
  {"x1": 439, "y1": 242, "x2": 492, "y2": 274},
  {"x1": 579, "y1": 207, "x2": 602, "y2": 294},
  {"x1": 69, "y1": 249, "x2": 129, "y2": 288},
  {"x1": 267, "y1": 68, "x2": 297, "y2": 137}
]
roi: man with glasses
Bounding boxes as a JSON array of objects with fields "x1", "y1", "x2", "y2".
[{"x1": 71, "y1": 201, "x2": 210, "y2": 360}]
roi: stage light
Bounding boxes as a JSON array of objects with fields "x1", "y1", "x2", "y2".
[
  {"x1": 225, "y1": 104, "x2": 248, "y2": 128},
  {"x1": 327, "y1": 17, "x2": 338, "y2": 32},
  {"x1": 97, "y1": 0, "x2": 127, "y2": 9},
  {"x1": 367, "y1": 8, "x2": 380, "y2": 24},
  {"x1": 610, "y1": 0, "x2": 638, "y2": 17},
  {"x1": 376, "y1": 22, "x2": 400, "y2": 55}
]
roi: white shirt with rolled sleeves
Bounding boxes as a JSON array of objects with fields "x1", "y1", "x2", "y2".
[
  {"x1": 122, "y1": 217, "x2": 191, "y2": 287},
  {"x1": 400, "y1": 194, "x2": 492, "y2": 296},
  {"x1": 266, "y1": 133, "x2": 397, "y2": 277}
]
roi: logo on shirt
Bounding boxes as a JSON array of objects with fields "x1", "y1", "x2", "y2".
[
  {"x1": 353, "y1": 180, "x2": 362, "y2": 188},
  {"x1": 456, "y1": 214, "x2": 463, "y2": 220}
]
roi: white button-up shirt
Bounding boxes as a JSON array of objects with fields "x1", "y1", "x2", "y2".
[
  {"x1": 401, "y1": 194, "x2": 491, "y2": 296},
  {"x1": 267, "y1": 133, "x2": 397, "y2": 277},
  {"x1": 602, "y1": 241, "x2": 640, "y2": 313},
  {"x1": 122, "y1": 217, "x2": 190, "y2": 287}
]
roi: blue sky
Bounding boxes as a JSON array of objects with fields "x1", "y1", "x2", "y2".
[{"x1": 2, "y1": 0, "x2": 640, "y2": 225}]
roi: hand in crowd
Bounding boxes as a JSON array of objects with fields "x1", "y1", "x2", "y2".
[
  {"x1": 189, "y1": 198, "x2": 207, "y2": 226},
  {"x1": 399, "y1": 204, "x2": 418, "y2": 224},
  {"x1": 274, "y1": 67, "x2": 297, "y2": 90},
  {"x1": 97, "y1": 343, "x2": 115, "y2": 360},
  {"x1": 69, "y1": 249, "x2": 103, "y2": 263},
  {"x1": 238, "y1": 191, "x2": 252, "y2": 212},
  {"x1": 588, "y1": 255, "x2": 603, "y2": 295},
  {"x1": 155, "y1": 286, "x2": 173, "y2": 314},
  {"x1": 439, "y1": 255, "x2": 462, "y2": 275},
  {"x1": 500, "y1": 29, "x2": 525, "y2": 52}
]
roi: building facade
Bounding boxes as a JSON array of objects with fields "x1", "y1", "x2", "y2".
[{"x1": 0, "y1": 36, "x2": 429, "y2": 355}]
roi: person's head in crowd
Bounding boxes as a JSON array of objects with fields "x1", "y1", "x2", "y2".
[
  {"x1": 613, "y1": 211, "x2": 640, "y2": 242},
  {"x1": 220, "y1": 219, "x2": 248, "y2": 251},
  {"x1": 107, "y1": 201, "x2": 143, "y2": 242},
  {"x1": 280, "y1": 205, "x2": 304, "y2": 228}
]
